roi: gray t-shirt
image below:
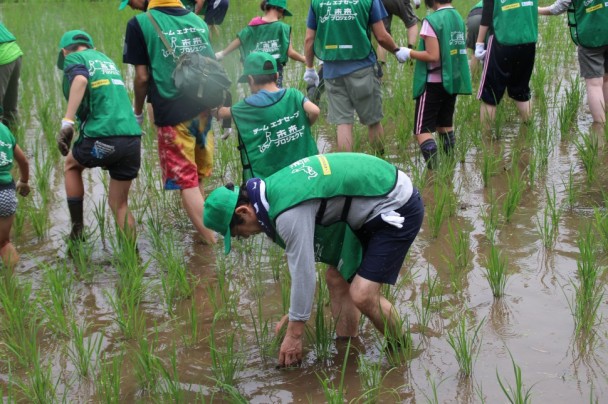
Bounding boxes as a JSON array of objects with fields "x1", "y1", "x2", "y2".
[{"x1": 270, "y1": 170, "x2": 413, "y2": 322}]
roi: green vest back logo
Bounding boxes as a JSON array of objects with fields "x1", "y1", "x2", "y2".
[
  {"x1": 253, "y1": 111, "x2": 306, "y2": 153},
  {"x1": 88, "y1": 60, "x2": 120, "y2": 76},
  {"x1": 252, "y1": 40, "x2": 281, "y2": 55},
  {"x1": 319, "y1": 3, "x2": 359, "y2": 24},
  {"x1": 449, "y1": 31, "x2": 465, "y2": 46},
  {"x1": 289, "y1": 158, "x2": 318, "y2": 179},
  {"x1": 162, "y1": 29, "x2": 208, "y2": 59}
]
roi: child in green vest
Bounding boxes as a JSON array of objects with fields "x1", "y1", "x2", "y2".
[
  {"x1": 57, "y1": 30, "x2": 142, "y2": 241},
  {"x1": 0, "y1": 122, "x2": 29, "y2": 269},
  {"x1": 214, "y1": 0, "x2": 305, "y2": 87},
  {"x1": 398, "y1": 0, "x2": 472, "y2": 168}
]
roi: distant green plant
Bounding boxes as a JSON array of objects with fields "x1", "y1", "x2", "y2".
[{"x1": 496, "y1": 351, "x2": 534, "y2": 404}]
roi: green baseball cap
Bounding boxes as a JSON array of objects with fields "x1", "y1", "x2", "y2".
[
  {"x1": 118, "y1": 0, "x2": 129, "y2": 10},
  {"x1": 57, "y1": 30, "x2": 94, "y2": 70},
  {"x1": 238, "y1": 52, "x2": 278, "y2": 83},
  {"x1": 203, "y1": 185, "x2": 239, "y2": 254},
  {"x1": 267, "y1": 0, "x2": 292, "y2": 16}
]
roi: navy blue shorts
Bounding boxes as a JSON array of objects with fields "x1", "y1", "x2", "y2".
[
  {"x1": 354, "y1": 188, "x2": 424, "y2": 285},
  {"x1": 414, "y1": 82, "x2": 457, "y2": 135},
  {"x1": 72, "y1": 136, "x2": 141, "y2": 181},
  {"x1": 204, "y1": 0, "x2": 229, "y2": 25}
]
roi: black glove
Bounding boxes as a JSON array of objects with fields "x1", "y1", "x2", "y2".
[{"x1": 57, "y1": 121, "x2": 74, "y2": 156}]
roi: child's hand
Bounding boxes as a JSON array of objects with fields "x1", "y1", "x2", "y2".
[
  {"x1": 57, "y1": 119, "x2": 74, "y2": 156},
  {"x1": 16, "y1": 180, "x2": 30, "y2": 197}
]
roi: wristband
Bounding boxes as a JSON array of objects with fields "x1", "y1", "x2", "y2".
[{"x1": 62, "y1": 118, "x2": 75, "y2": 125}]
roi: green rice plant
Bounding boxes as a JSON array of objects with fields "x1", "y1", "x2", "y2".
[
  {"x1": 448, "y1": 222, "x2": 471, "y2": 271},
  {"x1": 15, "y1": 355, "x2": 59, "y2": 404},
  {"x1": 356, "y1": 353, "x2": 383, "y2": 403},
  {"x1": 206, "y1": 254, "x2": 239, "y2": 319},
  {"x1": 427, "y1": 181, "x2": 456, "y2": 238},
  {"x1": 567, "y1": 227, "x2": 604, "y2": 336},
  {"x1": 484, "y1": 243, "x2": 508, "y2": 298},
  {"x1": 92, "y1": 197, "x2": 108, "y2": 245},
  {"x1": 38, "y1": 260, "x2": 73, "y2": 337},
  {"x1": 0, "y1": 274, "x2": 39, "y2": 366},
  {"x1": 12, "y1": 197, "x2": 26, "y2": 238},
  {"x1": 209, "y1": 317, "x2": 244, "y2": 387},
  {"x1": 316, "y1": 339, "x2": 350, "y2": 403},
  {"x1": 27, "y1": 197, "x2": 50, "y2": 238},
  {"x1": 502, "y1": 167, "x2": 526, "y2": 223},
  {"x1": 67, "y1": 238, "x2": 96, "y2": 281},
  {"x1": 68, "y1": 320, "x2": 103, "y2": 379},
  {"x1": 134, "y1": 332, "x2": 163, "y2": 392},
  {"x1": 249, "y1": 299, "x2": 275, "y2": 360},
  {"x1": 446, "y1": 315, "x2": 484, "y2": 377},
  {"x1": 382, "y1": 315, "x2": 414, "y2": 367},
  {"x1": 105, "y1": 287, "x2": 146, "y2": 340},
  {"x1": 413, "y1": 267, "x2": 442, "y2": 334},
  {"x1": 536, "y1": 186, "x2": 562, "y2": 249},
  {"x1": 306, "y1": 274, "x2": 335, "y2": 363},
  {"x1": 421, "y1": 373, "x2": 447, "y2": 404},
  {"x1": 593, "y1": 207, "x2": 608, "y2": 253},
  {"x1": 182, "y1": 297, "x2": 201, "y2": 347},
  {"x1": 557, "y1": 76, "x2": 583, "y2": 138},
  {"x1": 562, "y1": 164, "x2": 578, "y2": 212},
  {"x1": 496, "y1": 351, "x2": 534, "y2": 404},
  {"x1": 158, "y1": 344, "x2": 184, "y2": 402},
  {"x1": 95, "y1": 353, "x2": 124, "y2": 404},
  {"x1": 481, "y1": 191, "x2": 500, "y2": 243},
  {"x1": 574, "y1": 132, "x2": 599, "y2": 183},
  {"x1": 280, "y1": 268, "x2": 291, "y2": 315},
  {"x1": 480, "y1": 141, "x2": 502, "y2": 187}
]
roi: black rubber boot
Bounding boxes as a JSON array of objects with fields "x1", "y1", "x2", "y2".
[
  {"x1": 420, "y1": 139, "x2": 438, "y2": 169},
  {"x1": 67, "y1": 197, "x2": 84, "y2": 241},
  {"x1": 438, "y1": 130, "x2": 456, "y2": 154}
]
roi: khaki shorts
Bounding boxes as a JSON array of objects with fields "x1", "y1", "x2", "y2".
[
  {"x1": 325, "y1": 66, "x2": 383, "y2": 126},
  {"x1": 578, "y1": 45, "x2": 608, "y2": 79}
]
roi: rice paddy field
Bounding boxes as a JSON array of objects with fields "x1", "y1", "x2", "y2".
[{"x1": 1, "y1": 0, "x2": 608, "y2": 402}]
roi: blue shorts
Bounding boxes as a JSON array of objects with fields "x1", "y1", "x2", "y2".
[
  {"x1": 354, "y1": 188, "x2": 424, "y2": 285},
  {"x1": 204, "y1": 0, "x2": 229, "y2": 25}
]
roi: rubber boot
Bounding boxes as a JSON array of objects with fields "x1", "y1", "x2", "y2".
[
  {"x1": 420, "y1": 139, "x2": 438, "y2": 169},
  {"x1": 438, "y1": 130, "x2": 456, "y2": 154},
  {"x1": 67, "y1": 197, "x2": 84, "y2": 241}
]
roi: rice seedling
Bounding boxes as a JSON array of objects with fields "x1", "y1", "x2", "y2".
[
  {"x1": 95, "y1": 353, "x2": 124, "y2": 404},
  {"x1": 27, "y1": 197, "x2": 50, "y2": 238},
  {"x1": 92, "y1": 197, "x2": 108, "y2": 245},
  {"x1": 67, "y1": 320, "x2": 103, "y2": 379},
  {"x1": 249, "y1": 299, "x2": 275, "y2": 360},
  {"x1": 502, "y1": 167, "x2": 526, "y2": 223},
  {"x1": 481, "y1": 191, "x2": 500, "y2": 243},
  {"x1": 567, "y1": 227, "x2": 604, "y2": 336},
  {"x1": 15, "y1": 354, "x2": 59, "y2": 404},
  {"x1": 356, "y1": 353, "x2": 383, "y2": 403},
  {"x1": 574, "y1": 132, "x2": 599, "y2": 183},
  {"x1": 105, "y1": 287, "x2": 146, "y2": 340},
  {"x1": 38, "y1": 260, "x2": 73, "y2": 337},
  {"x1": 209, "y1": 317, "x2": 244, "y2": 387},
  {"x1": 306, "y1": 274, "x2": 335, "y2": 363},
  {"x1": 593, "y1": 207, "x2": 608, "y2": 253},
  {"x1": 557, "y1": 76, "x2": 583, "y2": 138},
  {"x1": 316, "y1": 339, "x2": 351, "y2": 402},
  {"x1": 448, "y1": 222, "x2": 471, "y2": 271},
  {"x1": 182, "y1": 297, "x2": 201, "y2": 347},
  {"x1": 562, "y1": 164, "x2": 578, "y2": 212},
  {"x1": 427, "y1": 181, "x2": 456, "y2": 238},
  {"x1": 421, "y1": 372, "x2": 446, "y2": 404},
  {"x1": 67, "y1": 238, "x2": 97, "y2": 281},
  {"x1": 536, "y1": 186, "x2": 562, "y2": 249},
  {"x1": 134, "y1": 331, "x2": 163, "y2": 393},
  {"x1": 496, "y1": 351, "x2": 534, "y2": 404},
  {"x1": 158, "y1": 344, "x2": 184, "y2": 402},
  {"x1": 446, "y1": 314, "x2": 484, "y2": 377},
  {"x1": 480, "y1": 141, "x2": 502, "y2": 187},
  {"x1": 484, "y1": 243, "x2": 508, "y2": 298},
  {"x1": 413, "y1": 267, "x2": 442, "y2": 334},
  {"x1": 280, "y1": 268, "x2": 291, "y2": 315}
]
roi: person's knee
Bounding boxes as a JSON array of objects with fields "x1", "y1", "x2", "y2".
[{"x1": 326, "y1": 267, "x2": 349, "y2": 291}]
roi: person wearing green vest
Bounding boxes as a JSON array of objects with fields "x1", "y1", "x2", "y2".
[
  {"x1": 539, "y1": 0, "x2": 608, "y2": 127},
  {"x1": 474, "y1": 0, "x2": 538, "y2": 132},
  {"x1": 214, "y1": 0, "x2": 305, "y2": 88},
  {"x1": 398, "y1": 0, "x2": 471, "y2": 168},
  {"x1": 0, "y1": 22, "x2": 23, "y2": 129},
  {"x1": 466, "y1": 1, "x2": 483, "y2": 72},
  {"x1": 217, "y1": 52, "x2": 320, "y2": 182},
  {"x1": 57, "y1": 30, "x2": 142, "y2": 241},
  {"x1": 0, "y1": 122, "x2": 29, "y2": 269},
  {"x1": 123, "y1": 0, "x2": 218, "y2": 244},
  {"x1": 304, "y1": 0, "x2": 411, "y2": 152},
  {"x1": 203, "y1": 153, "x2": 424, "y2": 367}
]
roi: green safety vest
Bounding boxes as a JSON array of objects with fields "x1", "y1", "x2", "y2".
[
  {"x1": 136, "y1": 9, "x2": 214, "y2": 99},
  {"x1": 237, "y1": 22, "x2": 291, "y2": 65},
  {"x1": 265, "y1": 153, "x2": 398, "y2": 280},
  {"x1": 0, "y1": 23, "x2": 16, "y2": 44},
  {"x1": 62, "y1": 50, "x2": 142, "y2": 140},
  {"x1": 312, "y1": 0, "x2": 373, "y2": 61},
  {"x1": 413, "y1": 8, "x2": 472, "y2": 98},
  {"x1": 493, "y1": 0, "x2": 538, "y2": 45},
  {"x1": 567, "y1": 0, "x2": 608, "y2": 47},
  {"x1": 231, "y1": 88, "x2": 318, "y2": 182},
  {"x1": 0, "y1": 123, "x2": 15, "y2": 185}
]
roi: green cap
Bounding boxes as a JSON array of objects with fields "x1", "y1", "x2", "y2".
[
  {"x1": 57, "y1": 30, "x2": 94, "y2": 70},
  {"x1": 203, "y1": 185, "x2": 239, "y2": 254},
  {"x1": 267, "y1": 0, "x2": 292, "y2": 16},
  {"x1": 118, "y1": 0, "x2": 129, "y2": 10},
  {"x1": 238, "y1": 52, "x2": 278, "y2": 83}
]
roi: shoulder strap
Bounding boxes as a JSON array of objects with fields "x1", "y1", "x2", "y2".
[{"x1": 146, "y1": 11, "x2": 177, "y2": 61}]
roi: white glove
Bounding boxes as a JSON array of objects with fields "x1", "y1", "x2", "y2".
[
  {"x1": 413, "y1": 0, "x2": 420, "y2": 8},
  {"x1": 381, "y1": 210, "x2": 405, "y2": 229},
  {"x1": 395, "y1": 47, "x2": 411, "y2": 63},
  {"x1": 215, "y1": 51, "x2": 225, "y2": 61},
  {"x1": 221, "y1": 127, "x2": 233, "y2": 140},
  {"x1": 474, "y1": 43, "x2": 486, "y2": 61},
  {"x1": 134, "y1": 109, "x2": 144, "y2": 126},
  {"x1": 303, "y1": 67, "x2": 320, "y2": 87}
]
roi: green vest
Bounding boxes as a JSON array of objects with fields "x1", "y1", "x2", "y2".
[
  {"x1": 413, "y1": 8, "x2": 472, "y2": 98},
  {"x1": 0, "y1": 23, "x2": 16, "y2": 44},
  {"x1": 231, "y1": 88, "x2": 318, "y2": 182},
  {"x1": 62, "y1": 50, "x2": 141, "y2": 139},
  {"x1": 471, "y1": 1, "x2": 483, "y2": 11},
  {"x1": 136, "y1": 9, "x2": 214, "y2": 99},
  {"x1": 312, "y1": 0, "x2": 373, "y2": 61},
  {"x1": 265, "y1": 153, "x2": 398, "y2": 280},
  {"x1": 568, "y1": 0, "x2": 608, "y2": 47},
  {"x1": 493, "y1": 0, "x2": 538, "y2": 45},
  {"x1": 237, "y1": 22, "x2": 291, "y2": 65},
  {"x1": 0, "y1": 123, "x2": 15, "y2": 185}
]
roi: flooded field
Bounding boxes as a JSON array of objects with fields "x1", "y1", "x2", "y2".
[{"x1": 1, "y1": 0, "x2": 607, "y2": 402}]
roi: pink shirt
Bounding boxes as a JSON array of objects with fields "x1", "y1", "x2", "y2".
[
  {"x1": 420, "y1": 20, "x2": 442, "y2": 83},
  {"x1": 249, "y1": 16, "x2": 269, "y2": 26}
]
